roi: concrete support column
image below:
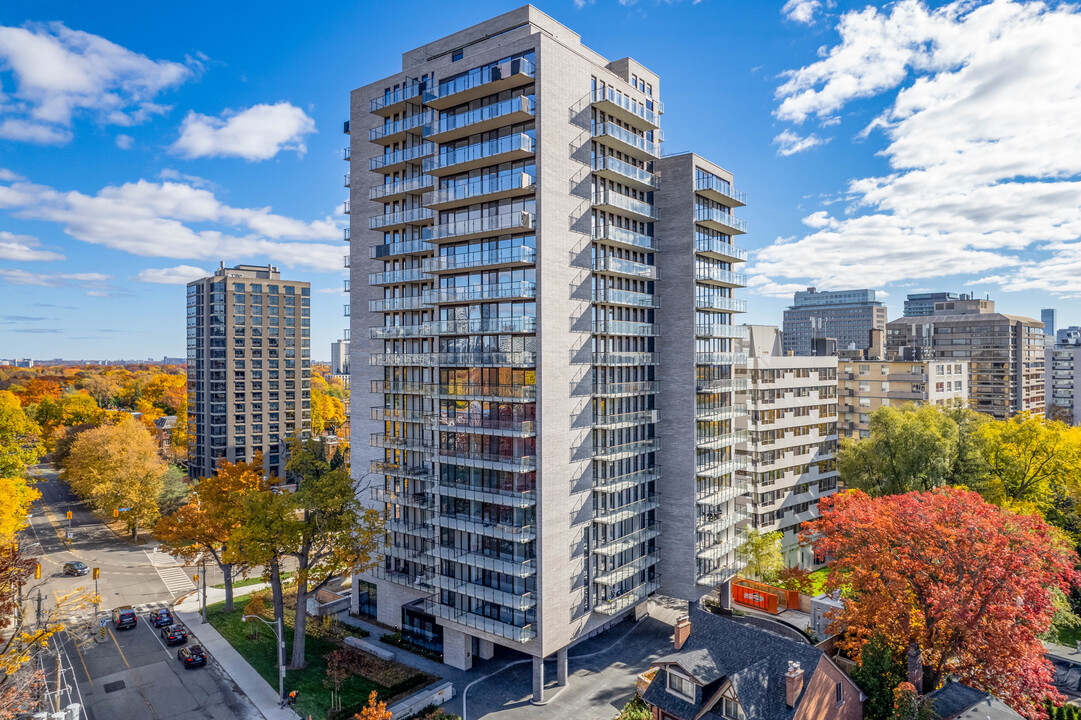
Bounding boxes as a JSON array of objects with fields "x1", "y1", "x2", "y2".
[
  {"x1": 719, "y1": 579, "x2": 732, "y2": 610},
  {"x1": 556, "y1": 647, "x2": 568, "y2": 686},
  {"x1": 443, "y1": 627, "x2": 473, "y2": 671},
  {"x1": 478, "y1": 638, "x2": 495, "y2": 661},
  {"x1": 532, "y1": 655, "x2": 545, "y2": 703}
]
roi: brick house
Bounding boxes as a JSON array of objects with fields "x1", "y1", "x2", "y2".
[{"x1": 641, "y1": 608, "x2": 864, "y2": 720}]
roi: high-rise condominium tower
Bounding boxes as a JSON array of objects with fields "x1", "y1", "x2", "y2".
[
  {"x1": 346, "y1": 6, "x2": 747, "y2": 695},
  {"x1": 782, "y1": 287, "x2": 887, "y2": 356},
  {"x1": 186, "y1": 263, "x2": 312, "y2": 480}
]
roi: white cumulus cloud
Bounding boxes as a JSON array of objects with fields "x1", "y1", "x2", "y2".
[
  {"x1": 134, "y1": 265, "x2": 208, "y2": 284},
  {"x1": 0, "y1": 21, "x2": 192, "y2": 144},
  {"x1": 753, "y1": 0, "x2": 1081, "y2": 298},
  {"x1": 171, "y1": 102, "x2": 316, "y2": 161},
  {"x1": 782, "y1": 0, "x2": 822, "y2": 24},
  {"x1": 773, "y1": 129, "x2": 829, "y2": 156},
  {"x1": 0, "y1": 231, "x2": 64, "y2": 261}
]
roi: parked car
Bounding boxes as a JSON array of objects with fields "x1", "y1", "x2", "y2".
[
  {"x1": 112, "y1": 606, "x2": 137, "y2": 630},
  {"x1": 178, "y1": 645, "x2": 207, "y2": 668},
  {"x1": 62, "y1": 561, "x2": 89, "y2": 577},
  {"x1": 161, "y1": 625, "x2": 188, "y2": 646},
  {"x1": 149, "y1": 609, "x2": 173, "y2": 627}
]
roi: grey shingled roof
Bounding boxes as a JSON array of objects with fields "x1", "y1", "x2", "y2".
[
  {"x1": 644, "y1": 608, "x2": 824, "y2": 720},
  {"x1": 927, "y1": 682, "x2": 1023, "y2": 720}
]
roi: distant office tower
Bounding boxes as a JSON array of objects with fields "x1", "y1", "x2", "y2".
[
  {"x1": 186, "y1": 263, "x2": 312, "y2": 480},
  {"x1": 782, "y1": 288, "x2": 886, "y2": 356},
  {"x1": 837, "y1": 359, "x2": 969, "y2": 438},
  {"x1": 347, "y1": 6, "x2": 747, "y2": 690},
  {"x1": 1047, "y1": 327, "x2": 1081, "y2": 425},
  {"x1": 886, "y1": 299, "x2": 1044, "y2": 419},
  {"x1": 904, "y1": 292, "x2": 960, "y2": 317},
  {"x1": 1042, "y1": 308, "x2": 1057, "y2": 338},
  {"x1": 736, "y1": 326, "x2": 839, "y2": 568},
  {"x1": 331, "y1": 339, "x2": 350, "y2": 376}
]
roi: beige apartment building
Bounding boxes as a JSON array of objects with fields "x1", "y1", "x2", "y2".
[
  {"x1": 186, "y1": 263, "x2": 312, "y2": 480},
  {"x1": 886, "y1": 298, "x2": 1044, "y2": 419},
  {"x1": 736, "y1": 326, "x2": 839, "y2": 569},
  {"x1": 837, "y1": 359, "x2": 969, "y2": 438},
  {"x1": 346, "y1": 6, "x2": 747, "y2": 694}
]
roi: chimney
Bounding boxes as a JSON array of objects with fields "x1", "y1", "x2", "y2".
[
  {"x1": 906, "y1": 642, "x2": 923, "y2": 690},
  {"x1": 785, "y1": 661, "x2": 803, "y2": 708},
  {"x1": 674, "y1": 616, "x2": 691, "y2": 651}
]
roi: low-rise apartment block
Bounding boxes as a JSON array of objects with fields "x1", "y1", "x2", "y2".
[
  {"x1": 1047, "y1": 327, "x2": 1081, "y2": 425},
  {"x1": 837, "y1": 359, "x2": 969, "y2": 438},
  {"x1": 736, "y1": 326, "x2": 838, "y2": 569}
]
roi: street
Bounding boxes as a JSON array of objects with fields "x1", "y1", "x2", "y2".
[{"x1": 24, "y1": 465, "x2": 259, "y2": 720}]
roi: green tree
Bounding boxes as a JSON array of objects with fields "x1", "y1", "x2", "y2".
[
  {"x1": 851, "y1": 635, "x2": 906, "y2": 720},
  {"x1": 62, "y1": 416, "x2": 166, "y2": 540},
  {"x1": 0, "y1": 391, "x2": 42, "y2": 478},
  {"x1": 157, "y1": 465, "x2": 191, "y2": 516},
  {"x1": 737, "y1": 528, "x2": 784, "y2": 582},
  {"x1": 942, "y1": 405, "x2": 991, "y2": 489},
  {"x1": 838, "y1": 404, "x2": 959, "y2": 496}
]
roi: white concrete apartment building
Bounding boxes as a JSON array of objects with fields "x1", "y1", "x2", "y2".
[
  {"x1": 345, "y1": 6, "x2": 747, "y2": 695},
  {"x1": 736, "y1": 326, "x2": 839, "y2": 568},
  {"x1": 1047, "y1": 327, "x2": 1081, "y2": 425}
]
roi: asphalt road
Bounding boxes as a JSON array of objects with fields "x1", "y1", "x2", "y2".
[{"x1": 23, "y1": 465, "x2": 259, "y2": 720}]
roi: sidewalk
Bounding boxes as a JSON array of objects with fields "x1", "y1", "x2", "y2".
[{"x1": 174, "y1": 583, "x2": 300, "y2": 720}]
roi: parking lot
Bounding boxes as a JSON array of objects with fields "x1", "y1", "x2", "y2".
[{"x1": 60, "y1": 605, "x2": 260, "y2": 720}]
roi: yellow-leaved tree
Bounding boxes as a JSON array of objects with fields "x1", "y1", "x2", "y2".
[
  {"x1": 980, "y1": 412, "x2": 1081, "y2": 511},
  {"x1": 62, "y1": 416, "x2": 166, "y2": 540},
  {"x1": 310, "y1": 373, "x2": 347, "y2": 436},
  {"x1": 0, "y1": 391, "x2": 43, "y2": 478}
]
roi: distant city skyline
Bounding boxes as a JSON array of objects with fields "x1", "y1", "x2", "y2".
[{"x1": 2, "y1": 0, "x2": 1081, "y2": 357}]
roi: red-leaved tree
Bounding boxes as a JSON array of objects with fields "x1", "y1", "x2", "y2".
[{"x1": 801, "y1": 488, "x2": 1077, "y2": 718}]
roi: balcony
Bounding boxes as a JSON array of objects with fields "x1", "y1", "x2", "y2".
[
  {"x1": 429, "y1": 316, "x2": 536, "y2": 335},
  {"x1": 370, "y1": 433, "x2": 428, "y2": 452},
  {"x1": 426, "y1": 280, "x2": 537, "y2": 303},
  {"x1": 369, "y1": 111, "x2": 433, "y2": 145},
  {"x1": 369, "y1": 352, "x2": 434, "y2": 366},
  {"x1": 426, "y1": 57, "x2": 536, "y2": 109},
  {"x1": 593, "y1": 409, "x2": 657, "y2": 429},
  {"x1": 592, "y1": 320, "x2": 658, "y2": 337},
  {"x1": 592, "y1": 287, "x2": 658, "y2": 308},
  {"x1": 592, "y1": 351, "x2": 660, "y2": 366},
  {"x1": 593, "y1": 467, "x2": 659, "y2": 493},
  {"x1": 369, "y1": 207, "x2": 434, "y2": 231},
  {"x1": 429, "y1": 416, "x2": 536, "y2": 437},
  {"x1": 369, "y1": 175, "x2": 434, "y2": 202},
  {"x1": 438, "y1": 483, "x2": 537, "y2": 507},
  {"x1": 370, "y1": 143, "x2": 434, "y2": 173},
  {"x1": 371, "y1": 380, "x2": 428, "y2": 394},
  {"x1": 368, "y1": 295, "x2": 427, "y2": 312},
  {"x1": 369, "y1": 324, "x2": 429, "y2": 339},
  {"x1": 423, "y1": 134, "x2": 535, "y2": 176},
  {"x1": 433, "y1": 383, "x2": 537, "y2": 402},
  {"x1": 422, "y1": 600, "x2": 536, "y2": 642},
  {"x1": 591, "y1": 381, "x2": 659, "y2": 397},
  {"x1": 427, "y1": 95, "x2": 535, "y2": 143},
  {"x1": 384, "y1": 519, "x2": 438, "y2": 539},
  {"x1": 426, "y1": 575, "x2": 535, "y2": 611},
  {"x1": 696, "y1": 508, "x2": 749, "y2": 534},
  {"x1": 368, "y1": 267, "x2": 426, "y2": 285},
  {"x1": 423, "y1": 244, "x2": 536, "y2": 273},
  {"x1": 695, "y1": 536, "x2": 743, "y2": 562},
  {"x1": 698, "y1": 565, "x2": 743, "y2": 587},
  {"x1": 697, "y1": 460, "x2": 748, "y2": 480},
  {"x1": 431, "y1": 351, "x2": 536, "y2": 368},
  {"x1": 695, "y1": 207, "x2": 747, "y2": 235},
  {"x1": 370, "y1": 488, "x2": 434, "y2": 509},
  {"x1": 593, "y1": 438, "x2": 659, "y2": 460},
  {"x1": 370, "y1": 238, "x2": 433, "y2": 260},
  {"x1": 695, "y1": 266, "x2": 747, "y2": 288},
  {"x1": 424, "y1": 546, "x2": 536, "y2": 577},
  {"x1": 592, "y1": 255, "x2": 657, "y2": 280},
  {"x1": 371, "y1": 461, "x2": 433, "y2": 483},
  {"x1": 697, "y1": 378, "x2": 749, "y2": 393},
  {"x1": 593, "y1": 189, "x2": 657, "y2": 222},
  {"x1": 697, "y1": 352, "x2": 748, "y2": 365},
  {"x1": 695, "y1": 237, "x2": 747, "y2": 263},
  {"x1": 593, "y1": 495, "x2": 660, "y2": 525},
  {"x1": 594, "y1": 580, "x2": 660, "y2": 616},
  {"x1": 592, "y1": 156, "x2": 659, "y2": 191},
  {"x1": 370, "y1": 407, "x2": 425, "y2": 422},
  {"x1": 695, "y1": 294, "x2": 747, "y2": 313},
  {"x1": 696, "y1": 430, "x2": 750, "y2": 451},
  {"x1": 430, "y1": 211, "x2": 535, "y2": 243},
  {"x1": 592, "y1": 121, "x2": 661, "y2": 159},
  {"x1": 593, "y1": 525, "x2": 660, "y2": 557},
  {"x1": 433, "y1": 514, "x2": 536, "y2": 541},
  {"x1": 370, "y1": 80, "x2": 425, "y2": 115},
  {"x1": 695, "y1": 324, "x2": 749, "y2": 340},
  {"x1": 696, "y1": 484, "x2": 750, "y2": 509},
  {"x1": 592, "y1": 226, "x2": 657, "y2": 252},
  {"x1": 425, "y1": 172, "x2": 535, "y2": 209},
  {"x1": 344, "y1": 173, "x2": 350, "y2": 188},
  {"x1": 695, "y1": 406, "x2": 748, "y2": 422},
  {"x1": 695, "y1": 175, "x2": 747, "y2": 207},
  {"x1": 591, "y1": 87, "x2": 660, "y2": 129},
  {"x1": 593, "y1": 554, "x2": 659, "y2": 587},
  {"x1": 343, "y1": 254, "x2": 350, "y2": 268}
]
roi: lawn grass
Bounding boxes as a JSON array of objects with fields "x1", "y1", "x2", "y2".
[
  {"x1": 211, "y1": 572, "x2": 293, "y2": 590},
  {"x1": 207, "y1": 595, "x2": 427, "y2": 720}
]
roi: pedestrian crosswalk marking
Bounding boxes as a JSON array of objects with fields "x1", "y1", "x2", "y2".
[{"x1": 144, "y1": 550, "x2": 196, "y2": 598}]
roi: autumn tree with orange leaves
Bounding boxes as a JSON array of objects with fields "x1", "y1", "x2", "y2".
[
  {"x1": 802, "y1": 488, "x2": 1077, "y2": 718},
  {"x1": 154, "y1": 456, "x2": 264, "y2": 611}
]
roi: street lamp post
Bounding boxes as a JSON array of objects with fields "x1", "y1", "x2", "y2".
[{"x1": 243, "y1": 614, "x2": 285, "y2": 702}]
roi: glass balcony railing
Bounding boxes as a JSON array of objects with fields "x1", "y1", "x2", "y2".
[
  {"x1": 593, "y1": 438, "x2": 659, "y2": 459},
  {"x1": 369, "y1": 324, "x2": 429, "y2": 339},
  {"x1": 426, "y1": 280, "x2": 537, "y2": 303},
  {"x1": 593, "y1": 189, "x2": 658, "y2": 220},
  {"x1": 593, "y1": 122, "x2": 661, "y2": 158},
  {"x1": 426, "y1": 575, "x2": 535, "y2": 611},
  {"x1": 593, "y1": 525, "x2": 659, "y2": 557},
  {"x1": 592, "y1": 255, "x2": 658, "y2": 280},
  {"x1": 695, "y1": 430, "x2": 750, "y2": 450},
  {"x1": 592, "y1": 225, "x2": 657, "y2": 252},
  {"x1": 370, "y1": 143, "x2": 434, "y2": 171},
  {"x1": 593, "y1": 409, "x2": 657, "y2": 428},
  {"x1": 592, "y1": 287, "x2": 659, "y2": 308},
  {"x1": 429, "y1": 316, "x2": 536, "y2": 335},
  {"x1": 424, "y1": 546, "x2": 536, "y2": 577},
  {"x1": 429, "y1": 415, "x2": 536, "y2": 435},
  {"x1": 695, "y1": 237, "x2": 748, "y2": 262},
  {"x1": 370, "y1": 488, "x2": 434, "y2": 509},
  {"x1": 696, "y1": 378, "x2": 750, "y2": 393},
  {"x1": 370, "y1": 238, "x2": 432, "y2": 259},
  {"x1": 592, "y1": 351, "x2": 660, "y2": 366},
  {"x1": 426, "y1": 173, "x2": 535, "y2": 206},
  {"x1": 438, "y1": 483, "x2": 536, "y2": 508},
  {"x1": 695, "y1": 206, "x2": 747, "y2": 234},
  {"x1": 695, "y1": 175, "x2": 748, "y2": 205},
  {"x1": 696, "y1": 352, "x2": 748, "y2": 366},
  {"x1": 695, "y1": 324, "x2": 750, "y2": 339},
  {"x1": 370, "y1": 407, "x2": 425, "y2": 422},
  {"x1": 370, "y1": 80, "x2": 425, "y2": 113},
  {"x1": 593, "y1": 554, "x2": 659, "y2": 587},
  {"x1": 371, "y1": 380, "x2": 428, "y2": 394},
  {"x1": 431, "y1": 351, "x2": 536, "y2": 367},
  {"x1": 695, "y1": 405, "x2": 749, "y2": 422},
  {"x1": 591, "y1": 87, "x2": 659, "y2": 127},
  {"x1": 430, "y1": 211, "x2": 535, "y2": 242},
  {"x1": 430, "y1": 96, "x2": 535, "y2": 138},
  {"x1": 592, "y1": 156, "x2": 659, "y2": 189},
  {"x1": 592, "y1": 467, "x2": 659, "y2": 492},
  {"x1": 423, "y1": 244, "x2": 535, "y2": 272},
  {"x1": 430, "y1": 57, "x2": 536, "y2": 104},
  {"x1": 423, "y1": 134, "x2": 534, "y2": 173},
  {"x1": 369, "y1": 434, "x2": 428, "y2": 452},
  {"x1": 595, "y1": 580, "x2": 660, "y2": 615},
  {"x1": 369, "y1": 111, "x2": 433, "y2": 142},
  {"x1": 592, "y1": 495, "x2": 660, "y2": 525},
  {"x1": 433, "y1": 514, "x2": 537, "y2": 541},
  {"x1": 370, "y1": 175, "x2": 434, "y2": 201},
  {"x1": 422, "y1": 600, "x2": 536, "y2": 642},
  {"x1": 695, "y1": 294, "x2": 747, "y2": 313},
  {"x1": 368, "y1": 267, "x2": 426, "y2": 285},
  {"x1": 695, "y1": 266, "x2": 747, "y2": 286},
  {"x1": 592, "y1": 320, "x2": 658, "y2": 337},
  {"x1": 369, "y1": 207, "x2": 434, "y2": 231}
]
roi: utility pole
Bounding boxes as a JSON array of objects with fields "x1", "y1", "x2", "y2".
[
  {"x1": 200, "y1": 557, "x2": 207, "y2": 624},
  {"x1": 277, "y1": 615, "x2": 285, "y2": 702},
  {"x1": 36, "y1": 589, "x2": 43, "y2": 629}
]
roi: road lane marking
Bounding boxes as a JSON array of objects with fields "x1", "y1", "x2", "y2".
[
  {"x1": 68, "y1": 634, "x2": 94, "y2": 687},
  {"x1": 144, "y1": 551, "x2": 196, "y2": 597},
  {"x1": 143, "y1": 616, "x2": 174, "y2": 659},
  {"x1": 109, "y1": 627, "x2": 157, "y2": 717}
]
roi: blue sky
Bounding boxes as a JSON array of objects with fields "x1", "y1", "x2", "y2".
[{"x1": 2, "y1": 0, "x2": 1080, "y2": 360}]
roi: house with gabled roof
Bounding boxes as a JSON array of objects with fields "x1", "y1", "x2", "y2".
[{"x1": 641, "y1": 607, "x2": 863, "y2": 720}]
